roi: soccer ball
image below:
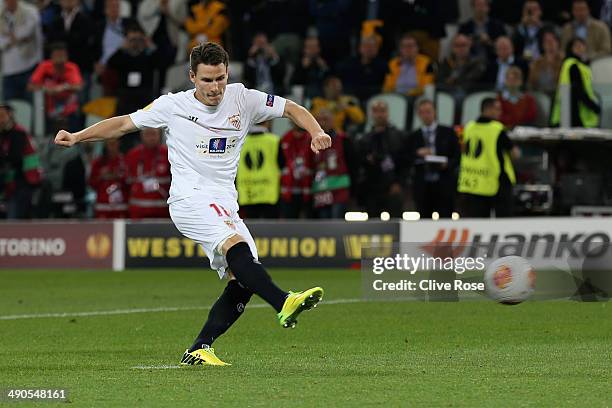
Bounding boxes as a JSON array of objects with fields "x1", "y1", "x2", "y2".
[{"x1": 484, "y1": 256, "x2": 536, "y2": 304}]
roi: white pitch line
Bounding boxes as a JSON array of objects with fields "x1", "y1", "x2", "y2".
[
  {"x1": 0, "y1": 298, "x2": 363, "y2": 321},
  {"x1": 131, "y1": 365, "x2": 182, "y2": 370}
]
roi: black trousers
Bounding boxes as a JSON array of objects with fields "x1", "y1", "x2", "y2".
[
  {"x1": 240, "y1": 204, "x2": 279, "y2": 219},
  {"x1": 365, "y1": 189, "x2": 404, "y2": 218},
  {"x1": 413, "y1": 181, "x2": 455, "y2": 218},
  {"x1": 459, "y1": 185, "x2": 514, "y2": 218},
  {"x1": 280, "y1": 194, "x2": 312, "y2": 219}
]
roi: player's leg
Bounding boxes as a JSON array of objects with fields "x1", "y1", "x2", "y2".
[
  {"x1": 170, "y1": 196, "x2": 251, "y2": 365},
  {"x1": 222, "y1": 234, "x2": 288, "y2": 312},
  {"x1": 187, "y1": 277, "x2": 252, "y2": 352},
  {"x1": 222, "y1": 222, "x2": 324, "y2": 328},
  {"x1": 179, "y1": 275, "x2": 252, "y2": 366}
]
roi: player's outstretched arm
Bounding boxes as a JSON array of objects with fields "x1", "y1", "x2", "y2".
[
  {"x1": 54, "y1": 115, "x2": 138, "y2": 147},
  {"x1": 283, "y1": 100, "x2": 332, "y2": 154}
]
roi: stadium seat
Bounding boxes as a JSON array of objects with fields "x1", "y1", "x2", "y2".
[
  {"x1": 89, "y1": 75, "x2": 103, "y2": 100},
  {"x1": 593, "y1": 84, "x2": 612, "y2": 128},
  {"x1": 32, "y1": 90, "x2": 45, "y2": 139},
  {"x1": 436, "y1": 92, "x2": 455, "y2": 127},
  {"x1": 365, "y1": 93, "x2": 409, "y2": 131},
  {"x1": 438, "y1": 24, "x2": 458, "y2": 61},
  {"x1": 228, "y1": 61, "x2": 244, "y2": 84},
  {"x1": 175, "y1": 30, "x2": 190, "y2": 63},
  {"x1": 164, "y1": 63, "x2": 191, "y2": 93},
  {"x1": 531, "y1": 91, "x2": 551, "y2": 127},
  {"x1": 85, "y1": 114, "x2": 104, "y2": 128},
  {"x1": 7, "y1": 99, "x2": 32, "y2": 133},
  {"x1": 460, "y1": 91, "x2": 497, "y2": 124},
  {"x1": 591, "y1": 56, "x2": 612, "y2": 84},
  {"x1": 120, "y1": 0, "x2": 131, "y2": 18},
  {"x1": 271, "y1": 117, "x2": 292, "y2": 137}
]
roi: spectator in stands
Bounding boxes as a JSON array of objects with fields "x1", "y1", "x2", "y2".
[
  {"x1": 45, "y1": 0, "x2": 97, "y2": 103},
  {"x1": 244, "y1": 32, "x2": 284, "y2": 95},
  {"x1": 94, "y1": 0, "x2": 134, "y2": 74},
  {"x1": 601, "y1": 0, "x2": 612, "y2": 31},
  {"x1": 408, "y1": 99, "x2": 460, "y2": 219},
  {"x1": 244, "y1": 0, "x2": 309, "y2": 67},
  {"x1": 386, "y1": 0, "x2": 448, "y2": 61},
  {"x1": 291, "y1": 35, "x2": 329, "y2": 99},
  {"x1": 89, "y1": 138, "x2": 129, "y2": 218},
  {"x1": 125, "y1": 127, "x2": 171, "y2": 219},
  {"x1": 38, "y1": 0, "x2": 61, "y2": 35},
  {"x1": 137, "y1": 0, "x2": 187, "y2": 89},
  {"x1": 106, "y1": 24, "x2": 160, "y2": 138},
  {"x1": 498, "y1": 66, "x2": 538, "y2": 128},
  {"x1": 528, "y1": 29, "x2": 563, "y2": 95},
  {"x1": 28, "y1": 42, "x2": 83, "y2": 132},
  {"x1": 512, "y1": 0, "x2": 545, "y2": 61},
  {"x1": 184, "y1": 0, "x2": 229, "y2": 50},
  {"x1": 0, "y1": 103, "x2": 42, "y2": 219},
  {"x1": 561, "y1": 0, "x2": 611, "y2": 60},
  {"x1": 311, "y1": 108, "x2": 354, "y2": 219},
  {"x1": 0, "y1": 0, "x2": 43, "y2": 101},
  {"x1": 279, "y1": 123, "x2": 315, "y2": 219},
  {"x1": 483, "y1": 36, "x2": 530, "y2": 91},
  {"x1": 458, "y1": 0, "x2": 507, "y2": 61},
  {"x1": 357, "y1": 100, "x2": 406, "y2": 218},
  {"x1": 551, "y1": 37, "x2": 601, "y2": 127},
  {"x1": 336, "y1": 35, "x2": 388, "y2": 104},
  {"x1": 436, "y1": 33, "x2": 486, "y2": 106},
  {"x1": 382, "y1": 34, "x2": 435, "y2": 97},
  {"x1": 311, "y1": 76, "x2": 365, "y2": 135}
]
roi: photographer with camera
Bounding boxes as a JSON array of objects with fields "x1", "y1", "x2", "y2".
[
  {"x1": 244, "y1": 32, "x2": 285, "y2": 95},
  {"x1": 512, "y1": 0, "x2": 545, "y2": 61},
  {"x1": 105, "y1": 22, "x2": 161, "y2": 150}
]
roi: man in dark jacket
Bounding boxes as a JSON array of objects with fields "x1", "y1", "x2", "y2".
[
  {"x1": 459, "y1": 0, "x2": 507, "y2": 60},
  {"x1": 0, "y1": 104, "x2": 42, "y2": 218},
  {"x1": 45, "y1": 0, "x2": 97, "y2": 96},
  {"x1": 408, "y1": 99, "x2": 460, "y2": 218},
  {"x1": 358, "y1": 99, "x2": 406, "y2": 218}
]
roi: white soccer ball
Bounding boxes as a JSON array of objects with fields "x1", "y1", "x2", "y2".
[{"x1": 484, "y1": 255, "x2": 536, "y2": 304}]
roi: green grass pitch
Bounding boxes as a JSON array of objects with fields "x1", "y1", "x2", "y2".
[{"x1": 1, "y1": 268, "x2": 610, "y2": 407}]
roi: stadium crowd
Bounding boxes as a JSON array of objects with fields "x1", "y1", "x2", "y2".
[{"x1": 1, "y1": 0, "x2": 611, "y2": 219}]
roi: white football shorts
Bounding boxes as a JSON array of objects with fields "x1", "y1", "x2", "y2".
[{"x1": 169, "y1": 190, "x2": 258, "y2": 279}]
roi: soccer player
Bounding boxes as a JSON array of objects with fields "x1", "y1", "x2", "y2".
[{"x1": 54, "y1": 42, "x2": 331, "y2": 366}]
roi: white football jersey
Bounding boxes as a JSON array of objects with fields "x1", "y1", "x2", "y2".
[{"x1": 129, "y1": 84, "x2": 286, "y2": 203}]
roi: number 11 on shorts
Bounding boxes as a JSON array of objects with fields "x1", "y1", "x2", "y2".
[{"x1": 210, "y1": 203, "x2": 230, "y2": 217}]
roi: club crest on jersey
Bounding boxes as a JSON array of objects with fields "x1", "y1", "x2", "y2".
[
  {"x1": 209, "y1": 137, "x2": 227, "y2": 153},
  {"x1": 266, "y1": 94, "x2": 274, "y2": 107},
  {"x1": 228, "y1": 114, "x2": 241, "y2": 129}
]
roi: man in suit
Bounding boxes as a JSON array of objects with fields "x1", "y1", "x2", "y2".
[
  {"x1": 483, "y1": 36, "x2": 530, "y2": 91},
  {"x1": 561, "y1": 0, "x2": 611, "y2": 60},
  {"x1": 408, "y1": 99, "x2": 460, "y2": 218},
  {"x1": 357, "y1": 99, "x2": 406, "y2": 218},
  {"x1": 458, "y1": 0, "x2": 507, "y2": 61}
]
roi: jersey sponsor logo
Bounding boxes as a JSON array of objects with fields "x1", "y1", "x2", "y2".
[
  {"x1": 188, "y1": 115, "x2": 199, "y2": 123},
  {"x1": 228, "y1": 114, "x2": 241, "y2": 129},
  {"x1": 266, "y1": 94, "x2": 274, "y2": 107},
  {"x1": 196, "y1": 137, "x2": 238, "y2": 157},
  {"x1": 209, "y1": 138, "x2": 227, "y2": 153}
]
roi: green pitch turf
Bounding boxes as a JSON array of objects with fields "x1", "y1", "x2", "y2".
[{"x1": 0, "y1": 268, "x2": 610, "y2": 407}]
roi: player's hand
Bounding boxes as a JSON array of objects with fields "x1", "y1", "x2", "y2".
[
  {"x1": 311, "y1": 132, "x2": 332, "y2": 154},
  {"x1": 54, "y1": 130, "x2": 78, "y2": 147}
]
